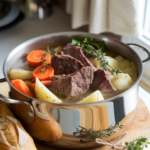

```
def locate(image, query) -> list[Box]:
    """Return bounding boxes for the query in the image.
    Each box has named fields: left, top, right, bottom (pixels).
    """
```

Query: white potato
left=119, top=59, right=131, bottom=69
left=130, top=62, right=137, bottom=72
left=35, top=78, right=62, bottom=103
left=110, top=74, right=115, bottom=80
left=54, top=46, right=63, bottom=54
left=121, top=66, right=138, bottom=81
left=9, top=69, right=33, bottom=80
left=88, top=58, right=101, bottom=69
left=111, top=73, right=134, bottom=90
left=115, top=55, right=124, bottom=62
left=121, top=67, right=135, bottom=76
left=77, top=90, right=104, bottom=104
left=105, top=56, right=119, bottom=68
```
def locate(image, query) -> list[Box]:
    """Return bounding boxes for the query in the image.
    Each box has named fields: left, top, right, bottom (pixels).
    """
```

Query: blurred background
left=0, top=0, right=150, bottom=92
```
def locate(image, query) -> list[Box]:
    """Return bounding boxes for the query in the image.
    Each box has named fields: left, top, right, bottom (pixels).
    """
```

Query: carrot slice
left=11, top=79, right=33, bottom=97
left=31, top=80, right=51, bottom=89
left=33, top=65, right=54, bottom=81
left=27, top=50, right=51, bottom=66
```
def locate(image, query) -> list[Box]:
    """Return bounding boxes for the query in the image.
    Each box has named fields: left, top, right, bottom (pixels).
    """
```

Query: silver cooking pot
left=0, top=32, right=150, bottom=149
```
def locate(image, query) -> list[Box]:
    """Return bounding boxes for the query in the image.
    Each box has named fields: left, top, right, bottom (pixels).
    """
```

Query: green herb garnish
left=122, top=136, right=150, bottom=150
left=72, top=37, right=122, bottom=75
left=39, top=47, right=51, bottom=73
left=73, top=123, right=124, bottom=139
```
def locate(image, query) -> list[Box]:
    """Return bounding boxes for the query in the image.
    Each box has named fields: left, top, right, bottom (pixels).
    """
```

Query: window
left=121, top=0, right=150, bottom=92
left=143, top=0, right=150, bottom=40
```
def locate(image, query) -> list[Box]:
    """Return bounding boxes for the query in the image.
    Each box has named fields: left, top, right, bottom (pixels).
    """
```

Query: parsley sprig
left=72, top=37, right=122, bottom=75
left=73, top=123, right=124, bottom=139
left=122, top=136, right=150, bottom=150
left=39, top=47, right=51, bottom=73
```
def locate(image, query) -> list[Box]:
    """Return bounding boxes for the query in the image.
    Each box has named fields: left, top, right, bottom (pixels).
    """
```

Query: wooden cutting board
left=1, top=82, right=150, bottom=150
left=34, top=98, right=150, bottom=150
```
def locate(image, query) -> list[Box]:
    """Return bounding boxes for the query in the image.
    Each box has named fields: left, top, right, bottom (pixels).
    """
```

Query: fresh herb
left=118, top=122, right=124, bottom=129
left=39, top=47, right=51, bottom=73
left=122, top=136, right=150, bottom=150
left=72, top=37, right=122, bottom=75
left=73, top=123, right=124, bottom=139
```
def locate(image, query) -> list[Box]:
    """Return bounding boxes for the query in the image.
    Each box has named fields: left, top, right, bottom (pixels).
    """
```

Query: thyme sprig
left=73, top=123, right=124, bottom=139
left=122, top=136, right=150, bottom=150
left=39, top=47, right=51, bottom=73
left=72, top=37, right=122, bottom=75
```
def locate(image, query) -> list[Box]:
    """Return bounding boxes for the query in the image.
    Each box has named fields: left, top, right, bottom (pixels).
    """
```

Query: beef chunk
left=62, top=45, right=96, bottom=71
left=51, top=54, right=84, bottom=75
left=91, top=69, right=116, bottom=93
left=49, top=66, right=94, bottom=97
left=64, top=43, right=72, bottom=48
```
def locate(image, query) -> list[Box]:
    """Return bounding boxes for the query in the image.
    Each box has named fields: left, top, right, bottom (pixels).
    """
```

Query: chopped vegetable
left=88, top=58, right=101, bottom=69
left=105, top=56, right=119, bottom=68
left=31, top=80, right=51, bottom=98
left=114, top=55, right=124, bottom=62
left=33, top=65, right=54, bottom=81
left=119, top=59, right=131, bottom=69
left=11, top=79, right=33, bottom=97
left=27, top=50, right=51, bottom=66
left=77, top=90, right=104, bottom=104
left=53, top=46, right=63, bottom=54
left=130, top=62, right=137, bottom=72
left=31, top=80, right=51, bottom=89
left=35, top=78, right=62, bottom=103
left=9, top=69, right=33, bottom=80
left=111, top=73, right=134, bottom=90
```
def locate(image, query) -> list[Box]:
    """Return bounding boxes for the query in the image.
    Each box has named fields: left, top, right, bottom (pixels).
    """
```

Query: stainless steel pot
left=0, top=32, right=150, bottom=149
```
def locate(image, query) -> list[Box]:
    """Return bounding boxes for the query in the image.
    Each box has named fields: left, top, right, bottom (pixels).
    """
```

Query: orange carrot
left=31, top=80, right=51, bottom=89
left=11, top=79, right=33, bottom=97
left=33, top=65, right=54, bottom=81
left=27, top=50, right=51, bottom=66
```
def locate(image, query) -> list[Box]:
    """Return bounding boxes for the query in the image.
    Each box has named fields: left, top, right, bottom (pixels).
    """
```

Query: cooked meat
left=51, top=54, right=84, bottom=75
left=62, top=45, right=96, bottom=71
left=64, top=43, right=72, bottom=48
left=91, top=69, right=116, bottom=93
left=49, top=66, right=94, bottom=97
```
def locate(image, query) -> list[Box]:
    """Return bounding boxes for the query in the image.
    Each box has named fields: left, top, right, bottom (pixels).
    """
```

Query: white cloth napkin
left=66, top=0, right=142, bottom=36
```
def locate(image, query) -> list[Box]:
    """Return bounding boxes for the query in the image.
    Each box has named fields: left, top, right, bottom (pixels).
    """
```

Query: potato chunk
left=105, top=56, right=119, bottom=68
left=130, top=62, right=137, bottom=72
left=88, top=58, right=100, bottom=69
left=119, top=60, right=131, bottom=69
left=53, top=46, right=63, bottom=54
left=77, top=90, right=104, bottom=104
left=89, top=56, right=119, bottom=69
left=111, top=73, right=134, bottom=90
left=114, top=55, right=124, bottom=62
left=35, top=78, right=62, bottom=103
left=121, top=67, right=135, bottom=77
left=9, top=69, right=32, bottom=80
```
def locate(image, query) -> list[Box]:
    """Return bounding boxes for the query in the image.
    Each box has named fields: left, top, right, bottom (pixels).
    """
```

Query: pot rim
left=3, top=31, right=143, bottom=106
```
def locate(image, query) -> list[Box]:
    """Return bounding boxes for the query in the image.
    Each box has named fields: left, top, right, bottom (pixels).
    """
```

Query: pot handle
left=126, top=43, right=150, bottom=64
left=0, top=78, right=34, bottom=124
